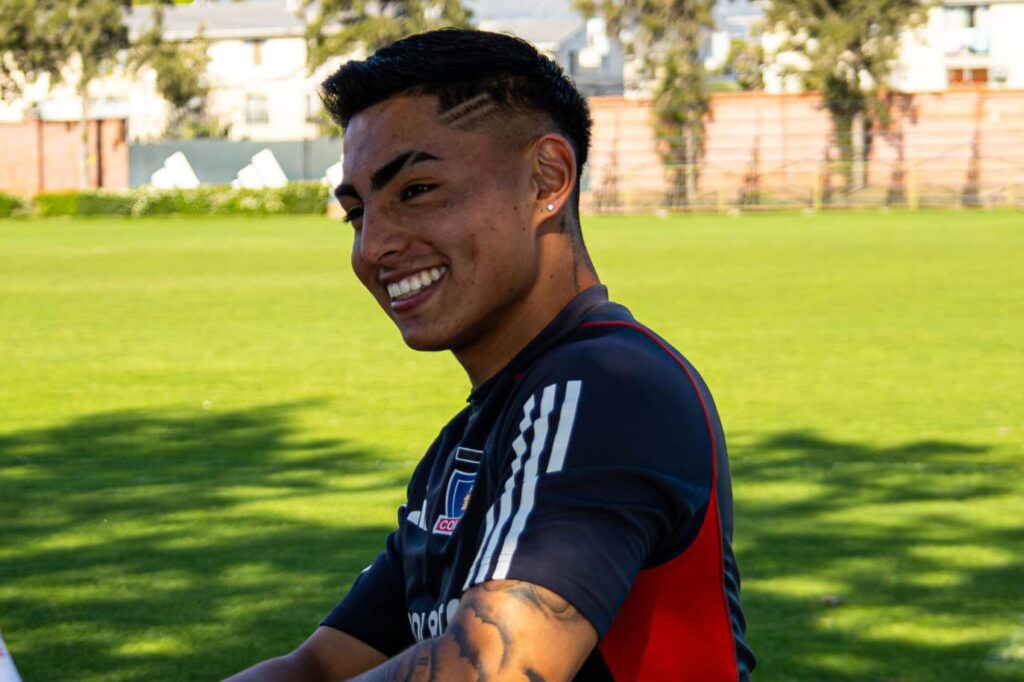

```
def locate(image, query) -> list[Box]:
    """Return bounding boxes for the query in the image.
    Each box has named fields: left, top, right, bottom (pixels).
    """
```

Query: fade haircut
left=320, top=29, right=592, bottom=203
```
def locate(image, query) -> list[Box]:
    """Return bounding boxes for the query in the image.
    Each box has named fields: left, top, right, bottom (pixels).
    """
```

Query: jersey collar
left=468, top=284, right=611, bottom=405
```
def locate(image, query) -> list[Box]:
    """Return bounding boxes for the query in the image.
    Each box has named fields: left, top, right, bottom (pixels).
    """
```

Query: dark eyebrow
left=370, top=150, right=441, bottom=191
left=334, top=183, right=359, bottom=203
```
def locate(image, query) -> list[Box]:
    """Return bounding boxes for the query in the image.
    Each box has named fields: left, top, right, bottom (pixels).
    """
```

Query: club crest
left=433, top=469, right=476, bottom=535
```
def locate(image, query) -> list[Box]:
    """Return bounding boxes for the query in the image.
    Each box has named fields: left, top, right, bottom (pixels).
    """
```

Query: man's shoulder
left=495, top=304, right=718, bottom=481
left=535, top=308, right=693, bottom=384
left=517, top=309, right=711, bottom=419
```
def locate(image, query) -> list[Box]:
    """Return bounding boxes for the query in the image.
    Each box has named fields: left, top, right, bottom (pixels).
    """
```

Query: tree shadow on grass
left=731, top=431, right=1024, bottom=682
left=4, top=417, right=1022, bottom=681
left=0, top=402, right=406, bottom=681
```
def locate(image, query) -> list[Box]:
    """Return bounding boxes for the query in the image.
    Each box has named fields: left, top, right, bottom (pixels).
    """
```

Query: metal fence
left=582, top=91, right=1024, bottom=212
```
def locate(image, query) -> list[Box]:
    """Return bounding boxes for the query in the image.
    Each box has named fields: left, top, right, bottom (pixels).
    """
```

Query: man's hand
left=223, top=626, right=387, bottom=682
left=349, top=580, right=598, bottom=682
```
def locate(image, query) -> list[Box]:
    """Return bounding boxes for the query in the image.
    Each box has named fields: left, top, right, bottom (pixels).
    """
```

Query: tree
left=723, top=37, right=764, bottom=91
left=132, top=7, right=227, bottom=139
left=0, top=0, right=167, bottom=189
left=302, top=0, right=472, bottom=71
left=763, top=0, right=929, bottom=192
left=577, top=0, right=715, bottom=206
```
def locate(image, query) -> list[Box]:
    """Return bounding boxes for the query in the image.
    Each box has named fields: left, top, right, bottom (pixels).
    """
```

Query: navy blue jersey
left=324, top=286, right=755, bottom=680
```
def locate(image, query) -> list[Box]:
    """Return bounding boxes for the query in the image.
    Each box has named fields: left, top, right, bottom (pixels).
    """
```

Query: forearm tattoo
left=371, top=638, right=443, bottom=682
left=365, top=583, right=584, bottom=681
left=479, top=581, right=581, bottom=623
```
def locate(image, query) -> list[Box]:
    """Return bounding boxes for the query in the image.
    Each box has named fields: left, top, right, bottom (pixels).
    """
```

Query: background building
left=468, top=0, right=625, bottom=96
left=759, top=0, right=1024, bottom=93
left=0, top=1, right=335, bottom=142
left=892, top=1, right=1024, bottom=91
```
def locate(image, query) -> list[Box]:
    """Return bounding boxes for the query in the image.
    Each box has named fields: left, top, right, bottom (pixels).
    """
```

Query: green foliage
left=302, top=0, right=472, bottom=71
left=764, top=0, right=930, bottom=188
left=80, top=191, right=136, bottom=216
left=278, top=181, right=334, bottom=214
left=721, top=37, right=764, bottom=91
left=131, top=183, right=328, bottom=216
left=579, top=0, right=715, bottom=205
left=147, top=35, right=207, bottom=110
left=25, top=183, right=330, bottom=217
left=34, top=191, right=80, bottom=217
left=131, top=6, right=229, bottom=139
left=35, top=190, right=134, bottom=217
left=172, top=113, right=232, bottom=140
left=0, top=0, right=125, bottom=97
left=1, top=212, right=1023, bottom=680
left=0, top=192, right=25, bottom=217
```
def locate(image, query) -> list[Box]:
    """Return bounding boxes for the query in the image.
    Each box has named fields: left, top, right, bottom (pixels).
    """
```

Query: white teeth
left=386, top=266, right=447, bottom=301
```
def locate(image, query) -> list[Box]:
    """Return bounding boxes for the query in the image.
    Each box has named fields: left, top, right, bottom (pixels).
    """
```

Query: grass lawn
left=1, top=210, right=1022, bottom=681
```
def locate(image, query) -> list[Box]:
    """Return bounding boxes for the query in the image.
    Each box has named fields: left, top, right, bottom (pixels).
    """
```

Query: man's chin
left=398, top=327, right=453, bottom=352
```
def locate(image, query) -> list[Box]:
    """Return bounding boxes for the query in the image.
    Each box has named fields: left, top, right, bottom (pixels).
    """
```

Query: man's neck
left=455, top=270, right=599, bottom=388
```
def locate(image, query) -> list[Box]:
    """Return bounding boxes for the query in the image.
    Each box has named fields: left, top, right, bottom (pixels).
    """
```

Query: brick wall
left=0, top=118, right=129, bottom=196
left=585, top=89, right=1024, bottom=208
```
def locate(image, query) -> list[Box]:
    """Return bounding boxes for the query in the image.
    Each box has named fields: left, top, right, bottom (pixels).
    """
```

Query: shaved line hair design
left=438, top=92, right=501, bottom=130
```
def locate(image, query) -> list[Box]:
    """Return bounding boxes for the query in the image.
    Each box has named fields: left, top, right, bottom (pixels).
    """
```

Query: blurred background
left=2, top=0, right=1024, bottom=211
left=1, top=1, right=1022, bottom=681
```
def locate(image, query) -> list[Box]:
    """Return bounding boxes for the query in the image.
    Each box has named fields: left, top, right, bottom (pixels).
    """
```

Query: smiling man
left=226, top=29, right=754, bottom=682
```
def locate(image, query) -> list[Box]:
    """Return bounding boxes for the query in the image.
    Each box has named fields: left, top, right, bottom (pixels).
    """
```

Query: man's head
left=321, top=29, right=597, bottom=385
left=322, top=29, right=591, bottom=213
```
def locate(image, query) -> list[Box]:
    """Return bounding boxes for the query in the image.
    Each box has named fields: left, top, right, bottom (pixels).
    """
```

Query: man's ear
left=530, top=134, right=577, bottom=220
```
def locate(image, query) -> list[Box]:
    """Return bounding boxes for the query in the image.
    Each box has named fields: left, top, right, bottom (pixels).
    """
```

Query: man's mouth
left=386, top=266, right=447, bottom=302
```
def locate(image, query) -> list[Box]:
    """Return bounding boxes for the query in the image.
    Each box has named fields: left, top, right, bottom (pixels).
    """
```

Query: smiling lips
left=386, top=266, right=448, bottom=303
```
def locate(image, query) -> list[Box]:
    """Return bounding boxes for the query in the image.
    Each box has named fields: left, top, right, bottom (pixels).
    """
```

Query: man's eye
left=343, top=207, right=364, bottom=225
left=402, top=183, right=436, bottom=200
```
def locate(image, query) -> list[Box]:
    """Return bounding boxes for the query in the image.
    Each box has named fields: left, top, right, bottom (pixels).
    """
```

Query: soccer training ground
left=2, top=210, right=1022, bottom=681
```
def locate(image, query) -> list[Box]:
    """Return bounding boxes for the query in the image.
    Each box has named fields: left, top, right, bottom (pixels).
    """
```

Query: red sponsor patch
left=433, top=516, right=459, bottom=535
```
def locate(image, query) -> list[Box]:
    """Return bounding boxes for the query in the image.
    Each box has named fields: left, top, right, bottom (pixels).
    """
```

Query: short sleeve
left=321, top=516, right=413, bottom=656
left=461, top=339, right=714, bottom=637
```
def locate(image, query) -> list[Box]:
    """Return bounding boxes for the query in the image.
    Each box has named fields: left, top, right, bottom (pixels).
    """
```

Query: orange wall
left=0, top=118, right=129, bottom=196
left=586, top=89, right=1024, bottom=205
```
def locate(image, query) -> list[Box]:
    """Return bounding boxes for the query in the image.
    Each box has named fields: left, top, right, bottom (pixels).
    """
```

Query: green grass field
left=2, top=211, right=1022, bottom=681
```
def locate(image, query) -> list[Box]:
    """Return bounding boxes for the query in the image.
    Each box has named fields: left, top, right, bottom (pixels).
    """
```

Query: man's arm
left=348, top=580, right=598, bottom=682
left=223, top=626, right=388, bottom=682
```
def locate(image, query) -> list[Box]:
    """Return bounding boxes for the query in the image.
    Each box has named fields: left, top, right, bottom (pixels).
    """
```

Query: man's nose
left=359, top=208, right=407, bottom=265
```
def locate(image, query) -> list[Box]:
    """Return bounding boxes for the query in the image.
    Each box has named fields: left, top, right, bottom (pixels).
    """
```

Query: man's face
left=338, top=95, right=542, bottom=353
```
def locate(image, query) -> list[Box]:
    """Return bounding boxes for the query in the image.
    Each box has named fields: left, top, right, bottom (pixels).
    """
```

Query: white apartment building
left=760, top=0, right=1024, bottom=93
left=893, top=1, right=1024, bottom=90
left=5, top=1, right=1017, bottom=141
left=0, top=0, right=621, bottom=142
left=0, top=1, right=338, bottom=141
left=122, top=0, right=341, bottom=141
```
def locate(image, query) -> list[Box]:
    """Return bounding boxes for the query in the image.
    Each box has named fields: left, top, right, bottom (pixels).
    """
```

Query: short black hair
left=320, top=28, right=592, bottom=180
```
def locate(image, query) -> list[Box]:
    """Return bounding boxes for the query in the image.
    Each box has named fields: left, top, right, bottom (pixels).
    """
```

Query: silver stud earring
left=546, top=203, right=556, bottom=212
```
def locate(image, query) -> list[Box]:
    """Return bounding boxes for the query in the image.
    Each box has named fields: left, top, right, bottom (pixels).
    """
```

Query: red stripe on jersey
left=582, top=320, right=739, bottom=681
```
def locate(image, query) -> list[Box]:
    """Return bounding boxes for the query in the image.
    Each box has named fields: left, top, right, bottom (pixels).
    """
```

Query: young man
left=227, top=29, right=754, bottom=682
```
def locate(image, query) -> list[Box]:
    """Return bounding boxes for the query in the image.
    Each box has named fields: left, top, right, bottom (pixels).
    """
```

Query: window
left=947, top=67, right=989, bottom=87
left=246, top=39, right=264, bottom=65
left=246, top=94, right=269, bottom=124
left=944, top=5, right=990, bottom=55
